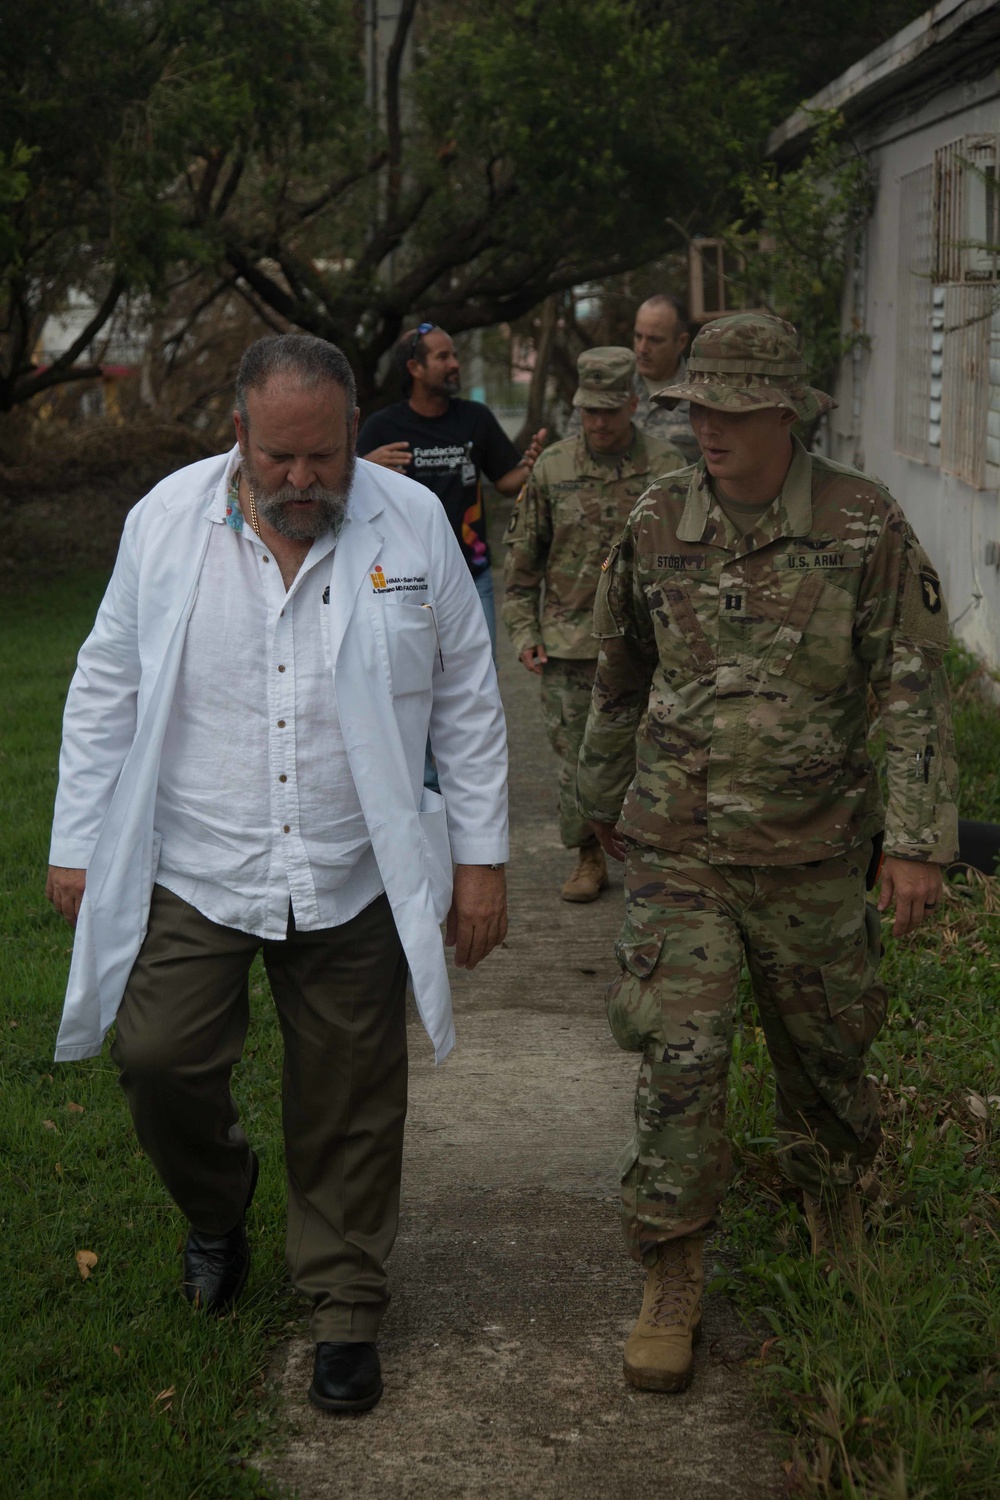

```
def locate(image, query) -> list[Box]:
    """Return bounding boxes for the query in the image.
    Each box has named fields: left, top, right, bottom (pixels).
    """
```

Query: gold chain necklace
left=243, top=474, right=261, bottom=536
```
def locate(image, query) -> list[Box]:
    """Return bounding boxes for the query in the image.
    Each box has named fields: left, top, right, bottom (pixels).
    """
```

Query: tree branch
left=232, top=283, right=290, bottom=336
left=5, top=273, right=126, bottom=406
left=159, top=274, right=240, bottom=371
left=223, top=241, right=304, bottom=327
left=354, top=183, right=434, bottom=280
left=6, top=359, right=106, bottom=410
left=196, top=148, right=225, bottom=215
left=288, top=150, right=389, bottom=222
left=213, top=154, right=245, bottom=219
left=385, top=0, right=418, bottom=210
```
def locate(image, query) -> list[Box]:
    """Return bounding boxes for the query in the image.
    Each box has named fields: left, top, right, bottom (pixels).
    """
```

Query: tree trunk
left=515, top=295, right=558, bottom=448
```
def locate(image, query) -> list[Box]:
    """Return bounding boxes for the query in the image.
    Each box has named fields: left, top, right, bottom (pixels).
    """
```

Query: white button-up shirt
left=154, top=453, right=383, bottom=938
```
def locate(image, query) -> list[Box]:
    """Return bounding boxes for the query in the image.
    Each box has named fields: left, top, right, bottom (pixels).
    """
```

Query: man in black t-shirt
left=358, top=325, right=545, bottom=651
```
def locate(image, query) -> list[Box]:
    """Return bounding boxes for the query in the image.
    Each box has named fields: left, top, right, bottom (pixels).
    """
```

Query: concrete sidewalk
left=263, top=563, right=782, bottom=1499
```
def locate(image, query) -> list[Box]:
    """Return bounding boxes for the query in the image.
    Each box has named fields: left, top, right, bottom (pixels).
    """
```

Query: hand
left=590, top=820, right=627, bottom=863
left=445, top=864, right=508, bottom=969
left=521, top=427, right=547, bottom=473
left=877, top=856, right=944, bottom=938
left=364, top=441, right=411, bottom=472
left=46, top=866, right=87, bottom=928
left=519, top=645, right=548, bottom=675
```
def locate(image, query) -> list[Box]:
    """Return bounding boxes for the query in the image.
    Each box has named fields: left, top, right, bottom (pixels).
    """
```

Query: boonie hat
left=653, top=313, right=835, bottom=424
left=572, top=346, right=636, bottom=409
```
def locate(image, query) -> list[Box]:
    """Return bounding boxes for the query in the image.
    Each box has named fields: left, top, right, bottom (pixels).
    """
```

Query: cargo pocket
left=782, top=579, right=856, bottom=690
left=765, top=572, right=855, bottom=691
left=819, top=902, right=886, bottom=1057
left=606, top=918, right=666, bottom=1053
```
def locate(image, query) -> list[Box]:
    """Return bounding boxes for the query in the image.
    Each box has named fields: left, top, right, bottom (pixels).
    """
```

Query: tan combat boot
left=623, top=1237, right=703, bottom=1392
left=802, top=1187, right=863, bottom=1268
left=560, top=842, right=608, bottom=903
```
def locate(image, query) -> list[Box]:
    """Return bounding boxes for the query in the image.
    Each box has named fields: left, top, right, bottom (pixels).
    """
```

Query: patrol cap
left=654, top=312, right=835, bottom=424
left=572, top=346, right=636, bottom=409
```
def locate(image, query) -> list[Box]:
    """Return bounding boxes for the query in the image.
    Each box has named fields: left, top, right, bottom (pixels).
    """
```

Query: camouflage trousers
left=539, top=657, right=598, bottom=849
left=609, top=842, right=886, bottom=1264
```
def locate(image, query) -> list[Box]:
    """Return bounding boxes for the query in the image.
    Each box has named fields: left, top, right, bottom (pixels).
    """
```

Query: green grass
left=946, top=642, right=1000, bottom=824
left=720, top=646, right=1000, bottom=1498
left=1, top=577, right=293, bottom=1499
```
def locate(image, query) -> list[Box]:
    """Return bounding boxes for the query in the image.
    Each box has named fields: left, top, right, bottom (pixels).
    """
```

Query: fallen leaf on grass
left=42, top=1120, right=58, bottom=1132
left=75, top=1250, right=98, bottom=1280
left=966, top=1093, right=990, bottom=1121
left=151, top=1386, right=175, bottom=1412
left=54, top=1162, right=63, bottom=1178
left=112, top=1346, right=122, bottom=1358
left=66, top=1102, right=84, bottom=1114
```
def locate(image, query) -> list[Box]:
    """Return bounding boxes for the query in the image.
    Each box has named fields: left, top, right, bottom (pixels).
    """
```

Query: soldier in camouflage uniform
left=502, top=347, right=683, bottom=900
left=577, top=313, right=958, bottom=1394
left=567, top=296, right=699, bottom=464
left=632, top=294, right=698, bottom=464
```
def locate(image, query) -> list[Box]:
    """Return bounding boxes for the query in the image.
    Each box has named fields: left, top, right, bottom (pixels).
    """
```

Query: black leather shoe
left=182, top=1150, right=259, bottom=1314
left=308, top=1342, right=383, bottom=1413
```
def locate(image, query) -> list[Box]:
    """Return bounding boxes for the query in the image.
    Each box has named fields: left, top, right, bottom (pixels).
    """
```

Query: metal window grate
left=940, top=284, right=993, bottom=487
left=895, top=166, right=934, bottom=463
left=933, top=135, right=1000, bottom=284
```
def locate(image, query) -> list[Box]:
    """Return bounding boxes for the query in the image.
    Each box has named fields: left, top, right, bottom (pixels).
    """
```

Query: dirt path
left=262, top=564, right=783, bottom=1500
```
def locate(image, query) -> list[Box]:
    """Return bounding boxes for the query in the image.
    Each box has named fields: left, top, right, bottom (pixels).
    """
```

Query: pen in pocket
left=421, top=602, right=444, bottom=670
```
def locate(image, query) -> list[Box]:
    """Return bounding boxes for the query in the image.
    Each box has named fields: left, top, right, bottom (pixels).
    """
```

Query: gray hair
left=235, top=334, right=358, bottom=425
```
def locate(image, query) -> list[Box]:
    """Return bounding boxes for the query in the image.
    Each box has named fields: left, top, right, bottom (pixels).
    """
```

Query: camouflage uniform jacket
left=634, top=363, right=699, bottom=464
left=502, top=428, right=683, bottom=660
left=577, top=438, right=959, bottom=865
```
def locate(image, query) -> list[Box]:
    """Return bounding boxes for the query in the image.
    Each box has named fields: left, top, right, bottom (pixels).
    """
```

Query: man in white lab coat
left=46, top=334, right=509, bottom=1414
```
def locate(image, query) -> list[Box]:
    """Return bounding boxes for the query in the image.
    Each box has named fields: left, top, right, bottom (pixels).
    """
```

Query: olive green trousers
left=608, top=843, right=886, bottom=1264
left=111, top=884, right=409, bottom=1341
left=539, top=656, right=599, bottom=849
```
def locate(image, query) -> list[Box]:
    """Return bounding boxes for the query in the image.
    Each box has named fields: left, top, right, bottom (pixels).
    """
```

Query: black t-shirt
left=357, top=398, right=520, bottom=574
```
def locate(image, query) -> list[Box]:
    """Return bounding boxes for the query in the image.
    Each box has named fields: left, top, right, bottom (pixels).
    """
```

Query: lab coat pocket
left=418, top=786, right=453, bottom=922
left=385, top=603, right=438, bottom=698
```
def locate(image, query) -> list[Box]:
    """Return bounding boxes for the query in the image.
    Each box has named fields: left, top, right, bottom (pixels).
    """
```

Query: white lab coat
left=49, top=450, right=508, bottom=1064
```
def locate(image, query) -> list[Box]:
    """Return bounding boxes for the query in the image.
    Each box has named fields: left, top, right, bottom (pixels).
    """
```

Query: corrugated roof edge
left=767, top=0, right=998, bottom=157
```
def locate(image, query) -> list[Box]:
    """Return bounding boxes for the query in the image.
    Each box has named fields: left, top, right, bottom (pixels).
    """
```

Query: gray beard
left=424, top=374, right=460, bottom=399
left=243, top=450, right=355, bottom=541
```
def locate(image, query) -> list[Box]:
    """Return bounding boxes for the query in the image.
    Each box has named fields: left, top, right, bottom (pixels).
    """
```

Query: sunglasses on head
left=409, top=321, right=435, bottom=357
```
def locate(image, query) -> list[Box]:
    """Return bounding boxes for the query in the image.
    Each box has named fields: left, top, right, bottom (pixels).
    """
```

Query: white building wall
left=828, top=74, right=1000, bottom=670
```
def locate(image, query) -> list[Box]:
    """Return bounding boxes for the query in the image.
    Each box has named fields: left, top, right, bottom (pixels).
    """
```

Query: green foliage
left=0, top=0, right=945, bottom=414
left=0, top=138, right=34, bottom=276
left=675, top=0, right=931, bottom=124
left=0, top=0, right=359, bottom=409
left=945, top=642, right=1000, bottom=824
left=727, top=110, right=874, bottom=392
left=0, top=576, right=293, bottom=1497
left=194, top=0, right=775, bottom=400
left=411, top=1, right=754, bottom=254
